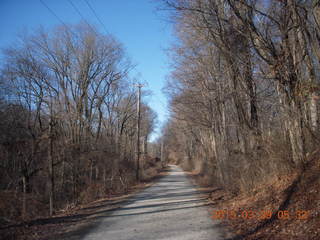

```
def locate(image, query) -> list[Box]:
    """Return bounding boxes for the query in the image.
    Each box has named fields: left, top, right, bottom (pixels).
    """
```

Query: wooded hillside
left=0, top=23, right=158, bottom=222
left=161, top=0, right=320, bottom=193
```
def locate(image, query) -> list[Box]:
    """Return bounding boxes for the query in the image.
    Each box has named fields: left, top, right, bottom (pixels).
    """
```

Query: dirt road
left=64, top=165, right=225, bottom=240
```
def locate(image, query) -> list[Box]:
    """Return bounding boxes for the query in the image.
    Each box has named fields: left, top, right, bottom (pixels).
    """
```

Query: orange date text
left=211, top=209, right=310, bottom=220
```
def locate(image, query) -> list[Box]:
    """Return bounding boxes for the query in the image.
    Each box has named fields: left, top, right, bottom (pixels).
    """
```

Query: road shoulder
left=0, top=168, right=170, bottom=240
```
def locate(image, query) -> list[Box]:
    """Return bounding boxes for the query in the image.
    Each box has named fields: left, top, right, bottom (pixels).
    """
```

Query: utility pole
left=135, top=83, right=143, bottom=181
left=160, top=137, right=164, bottom=166
left=48, top=105, right=54, bottom=216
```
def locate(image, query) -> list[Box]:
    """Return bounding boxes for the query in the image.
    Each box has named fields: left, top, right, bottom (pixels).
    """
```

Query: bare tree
left=161, top=0, right=319, bottom=193
left=0, top=23, right=157, bottom=219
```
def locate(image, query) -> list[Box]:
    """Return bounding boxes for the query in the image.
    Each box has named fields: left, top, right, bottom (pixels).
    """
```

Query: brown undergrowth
left=0, top=164, right=168, bottom=240
left=185, top=150, right=320, bottom=240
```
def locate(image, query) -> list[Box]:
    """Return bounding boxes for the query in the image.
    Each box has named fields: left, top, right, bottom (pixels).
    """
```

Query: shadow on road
left=2, top=166, right=221, bottom=240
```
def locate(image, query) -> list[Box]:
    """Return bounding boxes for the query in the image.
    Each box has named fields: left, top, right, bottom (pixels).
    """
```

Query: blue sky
left=0, top=0, right=173, bottom=141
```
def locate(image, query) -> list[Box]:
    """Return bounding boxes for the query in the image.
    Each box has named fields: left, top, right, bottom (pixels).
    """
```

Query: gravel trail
left=67, top=165, right=225, bottom=240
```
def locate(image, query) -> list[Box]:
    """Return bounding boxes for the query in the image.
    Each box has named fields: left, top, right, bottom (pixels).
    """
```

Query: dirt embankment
left=187, top=150, right=320, bottom=240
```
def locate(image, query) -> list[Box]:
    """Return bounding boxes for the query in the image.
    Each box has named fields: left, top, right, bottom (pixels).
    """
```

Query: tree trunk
left=310, top=94, right=318, bottom=131
left=287, top=101, right=305, bottom=165
left=22, top=175, right=27, bottom=219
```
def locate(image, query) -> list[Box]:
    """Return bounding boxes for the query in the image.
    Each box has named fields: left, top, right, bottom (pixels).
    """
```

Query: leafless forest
left=0, top=0, right=320, bottom=237
left=0, top=24, right=159, bottom=222
left=161, top=0, right=319, bottom=192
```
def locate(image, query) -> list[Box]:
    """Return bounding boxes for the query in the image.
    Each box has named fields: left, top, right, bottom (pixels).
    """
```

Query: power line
left=38, top=0, right=82, bottom=68
left=83, top=0, right=109, bottom=34
left=67, top=0, right=96, bottom=33
left=39, top=0, right=68, bottom=28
